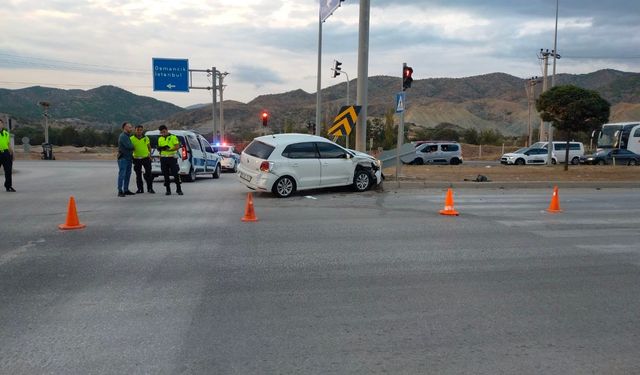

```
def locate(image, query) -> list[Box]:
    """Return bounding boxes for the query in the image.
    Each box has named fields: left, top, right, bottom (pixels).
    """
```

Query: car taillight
left=181, top=145, right=187, bottom=160
left=260, top=161, right=271, bottom=172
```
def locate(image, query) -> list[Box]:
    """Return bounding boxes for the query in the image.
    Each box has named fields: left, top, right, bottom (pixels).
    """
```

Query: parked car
left=501, top=147, right=558, bottom=165
left=401, top=141, right=463, bottom=165
left=530, top=141, right=585, bottom=165
left=237, top=133, right=383, bottom=198
left=146, top=130, right=221, bottom=182
left=213, top=144, right=240, bottom=173
left=580, top=149, right=640, bottom=165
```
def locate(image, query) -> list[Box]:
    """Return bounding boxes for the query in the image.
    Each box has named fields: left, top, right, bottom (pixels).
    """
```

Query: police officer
left=157, top=125, right=183, bottom=196
left=0, top=119, right=16, bottom=192
left=130, top=125, right=155, bottom=194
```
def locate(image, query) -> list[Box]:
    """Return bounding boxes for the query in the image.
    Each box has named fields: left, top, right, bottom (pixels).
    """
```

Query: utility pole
left=548, top=0, right=561, bottom=165
left=355, top=0, right=370, bottom=152
left=525, top=77, right=541, bottom=146
left=217, top=71, right=229, bottom=144
left=538, top=49, right=551, bottom=142
left=211, top=67, right=218, bottom=143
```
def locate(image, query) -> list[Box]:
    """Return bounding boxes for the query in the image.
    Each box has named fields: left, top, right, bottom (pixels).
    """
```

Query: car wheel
left=450, top=158, right=460, bottom=165
left=571, top=156, right=580, bottom=165
left=273, top=176, right=296, bottom=198
left=628, top=159, right=637, bottom=166
left=184, top=168, right=196, bottom=182
left=597, top=159, right=605, bottom=165
left=213, top=164, right=221, bottom=179
left=353, top=169, right=371, bottom=192
left=414, top=158, right=424, bottom=165
left=515, top=158, right=525, bottom=165
left=551, top=158, right=557, bottom=165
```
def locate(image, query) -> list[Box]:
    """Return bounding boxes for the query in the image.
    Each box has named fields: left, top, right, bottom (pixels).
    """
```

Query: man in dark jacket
left=117, top=122, right=135, bottom=197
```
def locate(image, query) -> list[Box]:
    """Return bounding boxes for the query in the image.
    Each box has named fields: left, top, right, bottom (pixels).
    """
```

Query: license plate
left=239, top=172, right=252, bottom=182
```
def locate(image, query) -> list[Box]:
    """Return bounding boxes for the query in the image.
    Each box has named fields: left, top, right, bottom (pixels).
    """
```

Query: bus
left=595, top=122, right=640, bottom=154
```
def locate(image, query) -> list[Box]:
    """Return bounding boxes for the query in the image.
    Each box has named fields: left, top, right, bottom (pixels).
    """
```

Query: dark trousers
left=160, top=157, right=181, bottom=192
left=133, top=157, right=153, bottom=191
left=0, top=151, right=12, bottom=189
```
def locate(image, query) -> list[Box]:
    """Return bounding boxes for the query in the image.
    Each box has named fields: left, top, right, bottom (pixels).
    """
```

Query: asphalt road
left=2, top=160, right=640, bottom=374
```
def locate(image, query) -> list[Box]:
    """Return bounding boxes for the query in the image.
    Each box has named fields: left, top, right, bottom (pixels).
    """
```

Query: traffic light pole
left=395, top=63, right=407, bottom=185
left=315, top=14, right=323, bottom=137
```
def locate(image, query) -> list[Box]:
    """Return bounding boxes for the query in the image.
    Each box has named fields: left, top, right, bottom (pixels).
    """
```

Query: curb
left=380, top=180, right=639, bottom=190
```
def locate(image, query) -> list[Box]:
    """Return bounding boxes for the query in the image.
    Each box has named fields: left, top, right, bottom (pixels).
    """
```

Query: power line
left=561, top=55, right=640, bottom=59
left=0, top=52, right=148, bottom=75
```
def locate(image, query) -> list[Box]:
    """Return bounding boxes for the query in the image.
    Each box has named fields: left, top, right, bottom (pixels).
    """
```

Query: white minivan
left=530, top=141, right=585, bottom=165
left=146, top=130, right=221, bottom=182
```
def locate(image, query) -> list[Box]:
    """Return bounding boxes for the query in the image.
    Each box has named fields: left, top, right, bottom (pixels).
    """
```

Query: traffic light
left=332, top=60, right=342, bottom=78
left=261, top=111, right=269, bottom=127
left=402, top=65, right=413, bottom=91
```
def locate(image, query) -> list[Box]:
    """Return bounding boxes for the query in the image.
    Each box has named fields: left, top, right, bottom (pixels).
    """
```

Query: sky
left=1, top=0, right=639, bottom=108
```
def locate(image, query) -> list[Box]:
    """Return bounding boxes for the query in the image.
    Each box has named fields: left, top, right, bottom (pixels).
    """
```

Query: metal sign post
left=152, top=58, right=224, bottom=143
left=395, top=68, right=407, bottom=186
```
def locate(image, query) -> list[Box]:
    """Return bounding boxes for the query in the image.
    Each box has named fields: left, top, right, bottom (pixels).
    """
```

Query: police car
left=213, top=144, right=240, bottom=173
left=146, top=130, right=221, bottom=182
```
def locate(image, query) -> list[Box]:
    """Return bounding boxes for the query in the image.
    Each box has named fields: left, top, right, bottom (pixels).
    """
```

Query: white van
left=146, top=130, right=221, bottom=182
left=530, top=141, right=585, bottom=165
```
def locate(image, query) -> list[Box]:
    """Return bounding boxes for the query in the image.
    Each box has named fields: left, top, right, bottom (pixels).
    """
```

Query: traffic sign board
left=152, top=58, right=189, bottom=92
left=395, top=92, right=405, bottom=113
left=328, top=106, right=361, bottom=137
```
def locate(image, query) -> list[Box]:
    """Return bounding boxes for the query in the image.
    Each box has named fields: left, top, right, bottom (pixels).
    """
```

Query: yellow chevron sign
left=327, top=106, right=361, bottom=137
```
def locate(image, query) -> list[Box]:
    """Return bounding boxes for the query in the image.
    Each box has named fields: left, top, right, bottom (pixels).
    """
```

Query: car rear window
left=244, top=140, right=275, bottom=160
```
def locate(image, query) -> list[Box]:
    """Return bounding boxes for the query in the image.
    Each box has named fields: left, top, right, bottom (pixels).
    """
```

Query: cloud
left=231, top=64, right=285, bottom=88
left=0, top=0, right=639, bottom=107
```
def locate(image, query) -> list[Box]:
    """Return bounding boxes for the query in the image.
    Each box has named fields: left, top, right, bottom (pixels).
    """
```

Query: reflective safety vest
left=130, top=135, right=150, bottom=158
left=158, top=134, right=180, bottom=157
left=0, top=129, right=10, bottom=151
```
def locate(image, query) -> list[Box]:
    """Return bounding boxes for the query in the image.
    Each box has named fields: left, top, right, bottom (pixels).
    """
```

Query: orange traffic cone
left=546, top=186, right=562, bottom=213
left=241, top=192, right=258, bottom=222
left=439, top=188, right=459, bottom=216
left=58, top=196, right=86, bottom=230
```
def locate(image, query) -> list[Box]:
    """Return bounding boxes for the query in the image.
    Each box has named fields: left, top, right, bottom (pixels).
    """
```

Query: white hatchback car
left=500, top=147, right=558, bottom=165
left=237, top=134, right=383, bottom=198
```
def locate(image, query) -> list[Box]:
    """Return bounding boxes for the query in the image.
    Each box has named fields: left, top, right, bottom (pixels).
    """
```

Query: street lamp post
left=38, top=101, right=50, bottom=144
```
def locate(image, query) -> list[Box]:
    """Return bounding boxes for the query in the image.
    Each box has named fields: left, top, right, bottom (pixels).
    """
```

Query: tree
left=537, top=85, right=610, bottom=170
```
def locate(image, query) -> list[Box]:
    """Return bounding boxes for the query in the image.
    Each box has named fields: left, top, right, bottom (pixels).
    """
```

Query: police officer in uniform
left=0, top=119, right=16, bottom=192
left=130, top=125, right=155, bottom=194
left=157, top=125, right=183, bottom=196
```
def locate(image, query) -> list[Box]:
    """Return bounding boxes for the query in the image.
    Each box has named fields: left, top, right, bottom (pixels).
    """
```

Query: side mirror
left=345, top=152, right=352, bottom=159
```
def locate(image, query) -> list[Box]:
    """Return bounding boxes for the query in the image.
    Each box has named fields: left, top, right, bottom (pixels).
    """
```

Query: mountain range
left=2, top=69, right=639, bottom=137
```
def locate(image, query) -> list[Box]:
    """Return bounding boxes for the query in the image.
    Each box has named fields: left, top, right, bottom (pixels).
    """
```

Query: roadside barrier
left=59, top=196, right=86, bottom=230
left=241, top=192, right=258, bottom=222
left=546, top=186, right=562, bottom=213
left=439, top=188, right=460, bottom=216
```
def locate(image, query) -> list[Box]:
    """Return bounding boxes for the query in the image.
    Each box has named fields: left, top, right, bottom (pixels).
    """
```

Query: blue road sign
left=152, top=58, right=189, bottom=92
left=395, top=92, right=406, bottom=113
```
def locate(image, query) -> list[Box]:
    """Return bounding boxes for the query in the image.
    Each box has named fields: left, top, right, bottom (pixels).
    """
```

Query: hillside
left=0, top=85, right=183, bottom=128
left=2, top=70, right=639, bottom=137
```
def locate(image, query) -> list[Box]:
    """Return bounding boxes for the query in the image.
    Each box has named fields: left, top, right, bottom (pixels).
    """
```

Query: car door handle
left=291, top=163, right=299, bottom=167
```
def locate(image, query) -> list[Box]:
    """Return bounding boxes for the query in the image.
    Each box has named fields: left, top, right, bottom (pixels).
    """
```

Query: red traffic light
left=261, top=111, right=269, bottom=126
left=402, top=66, right=414, bottom=91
